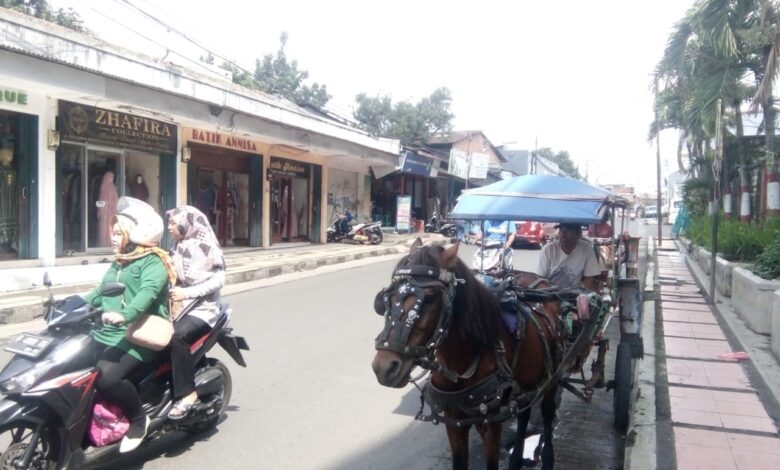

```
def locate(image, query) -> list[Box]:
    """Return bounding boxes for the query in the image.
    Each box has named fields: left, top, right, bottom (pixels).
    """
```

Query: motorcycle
left=472, top=240, right=514, bottom=274
left=326, top=211, right=383, bottom=245
left=424, top=211, right=456, bottom=237
left=0, top=273, right=248, bottom=469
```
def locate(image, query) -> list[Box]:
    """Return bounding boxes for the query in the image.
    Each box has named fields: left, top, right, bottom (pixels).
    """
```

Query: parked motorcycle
left=326, top=211, right=383, bottom=244
left=0, top=274, right=248, bottom=469
left=424, top=211, right=456, bottom=237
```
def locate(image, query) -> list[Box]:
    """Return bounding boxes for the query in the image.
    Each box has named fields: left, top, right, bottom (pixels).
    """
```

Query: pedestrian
left=165, top=206, right=226, bottom=419
left=83, top=197, right=176, bottom=453
left=474, top=219, right=516, bottom=270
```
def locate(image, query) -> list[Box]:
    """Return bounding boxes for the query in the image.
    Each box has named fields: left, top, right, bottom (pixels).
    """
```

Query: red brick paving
left=657, top=252, right=780, bottom=469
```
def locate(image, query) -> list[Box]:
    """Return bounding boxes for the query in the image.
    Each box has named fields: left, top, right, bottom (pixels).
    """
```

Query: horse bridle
left=374, top=264, right=459, bottom=373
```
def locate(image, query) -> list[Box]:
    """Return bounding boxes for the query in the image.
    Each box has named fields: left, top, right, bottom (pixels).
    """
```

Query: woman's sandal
left=168, top=399, right=196, bottom=420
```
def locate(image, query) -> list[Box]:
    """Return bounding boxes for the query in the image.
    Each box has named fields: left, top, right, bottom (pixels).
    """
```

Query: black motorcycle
left=0, top=274, right=248, bottom=469
left=424, top=211, right=456, bottom=237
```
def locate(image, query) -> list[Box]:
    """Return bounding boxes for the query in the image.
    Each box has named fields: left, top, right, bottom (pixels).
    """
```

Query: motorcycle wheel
left=370, top=230, right=383, bottom=245
left=185, top=359, right=233, bottom=435
left=0, top=422, right=65, bottom=470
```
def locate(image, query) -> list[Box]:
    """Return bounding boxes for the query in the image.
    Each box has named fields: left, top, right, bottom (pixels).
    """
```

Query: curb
left=0, top=236, right=447, bottom=336
left=624, top=236, right=657, bottom=470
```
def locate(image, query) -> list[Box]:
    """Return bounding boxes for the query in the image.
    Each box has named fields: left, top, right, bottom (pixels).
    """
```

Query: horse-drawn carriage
left=371, top=175, right=643, bottom=470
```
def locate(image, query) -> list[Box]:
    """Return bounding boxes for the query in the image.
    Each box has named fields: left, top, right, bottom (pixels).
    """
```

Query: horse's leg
left=540, top=389, right=557, bottom=470
left=445, top=424, right=471, bottom=470
left=475, top=422, right=502, bottom=470
left=507, top=408, right=531, bottom=470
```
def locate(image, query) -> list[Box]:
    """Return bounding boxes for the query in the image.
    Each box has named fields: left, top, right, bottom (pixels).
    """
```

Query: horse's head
left=371, top=238, right=461, bottom=388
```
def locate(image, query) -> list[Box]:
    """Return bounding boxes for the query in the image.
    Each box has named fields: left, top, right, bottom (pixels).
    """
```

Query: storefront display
left=56, top=101, right=177, bottom=254
left=0, top=109, right=37, bottom=260
left=270, top=157, right=312, bottom=243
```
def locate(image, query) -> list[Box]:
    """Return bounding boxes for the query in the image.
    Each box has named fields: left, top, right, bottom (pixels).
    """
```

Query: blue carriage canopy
left=449, top=175, right=631, bottom=224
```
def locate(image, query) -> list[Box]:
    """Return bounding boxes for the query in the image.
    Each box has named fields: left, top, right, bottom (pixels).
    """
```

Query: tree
left=253, top=32, right=330, bottom=108
left=353, top=87, right=454, bottom=144
left=217, top=33, right=329, bottom=108
left=532, top=147, right=583, bottom=180
left=654, top=0, right=762, bottom=221
left=0, top=0, right=86, bottom=32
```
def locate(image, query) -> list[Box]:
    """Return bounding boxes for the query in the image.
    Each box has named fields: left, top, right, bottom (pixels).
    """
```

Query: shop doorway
left=194, top=168, right=250, bottom=247
left=270, top=174, right=310, bottom=244
left=0, top=110, right=37, bottom=260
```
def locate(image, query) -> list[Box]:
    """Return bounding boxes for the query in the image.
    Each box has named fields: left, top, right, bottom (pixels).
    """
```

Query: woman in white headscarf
left=84, top=196, right=176, bottom=453
left=165, top=206, right=226, bottom=419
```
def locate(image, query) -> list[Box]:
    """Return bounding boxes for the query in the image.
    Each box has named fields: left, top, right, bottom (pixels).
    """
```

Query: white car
left=644, top=205, right=658, bottom=219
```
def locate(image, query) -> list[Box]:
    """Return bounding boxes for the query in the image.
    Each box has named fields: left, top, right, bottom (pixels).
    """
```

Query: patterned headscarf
left=166, top=206, right=225, bottom=286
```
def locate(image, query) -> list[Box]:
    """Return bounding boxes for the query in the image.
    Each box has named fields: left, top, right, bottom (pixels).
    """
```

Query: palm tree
left=655, top=0, right=761, bottom=221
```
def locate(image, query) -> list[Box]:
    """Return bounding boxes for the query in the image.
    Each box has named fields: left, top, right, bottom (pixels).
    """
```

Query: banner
left=447, top=148, right=469, bottom=179
left=400, top=150, right=435, bottom=177
left=396, top=195, right=412, bottom=232
left=469, top=152, right=489, bottom=179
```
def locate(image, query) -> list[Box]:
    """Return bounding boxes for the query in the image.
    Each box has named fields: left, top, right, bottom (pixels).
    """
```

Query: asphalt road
left=2, top=219, right=667, bottom=469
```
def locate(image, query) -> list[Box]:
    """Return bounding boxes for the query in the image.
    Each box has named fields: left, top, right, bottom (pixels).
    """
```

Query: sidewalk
left=0, top=232, right=445, bottom=326
left=627, top=238, right=780, bottom=469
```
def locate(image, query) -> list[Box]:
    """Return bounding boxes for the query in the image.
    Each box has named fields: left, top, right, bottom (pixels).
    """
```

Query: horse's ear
left=409, top=237, right=423, bottom=255
left=441, top=241, right=460, bottom=269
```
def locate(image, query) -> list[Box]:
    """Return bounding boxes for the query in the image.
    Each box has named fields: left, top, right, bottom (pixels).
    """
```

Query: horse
left=371, top=239, right=564, bottom=470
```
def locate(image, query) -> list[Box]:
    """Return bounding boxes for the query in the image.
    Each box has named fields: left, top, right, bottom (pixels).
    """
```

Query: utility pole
left=655, top=77, right=663, bottom=246
left=709, top=99, right=723, bottom=305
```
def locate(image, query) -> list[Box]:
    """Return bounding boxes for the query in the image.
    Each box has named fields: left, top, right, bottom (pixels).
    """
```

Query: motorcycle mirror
left=43, top=272, right=52, bottom=287
left=100, top=282, right=125, bottom=297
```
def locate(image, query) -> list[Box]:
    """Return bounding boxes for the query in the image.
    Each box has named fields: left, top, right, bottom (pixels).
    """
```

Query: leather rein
left=374, top=264, right=563, bottom=428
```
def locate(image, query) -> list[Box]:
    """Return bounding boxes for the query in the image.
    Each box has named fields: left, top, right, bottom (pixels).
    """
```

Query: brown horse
left=371, top=239, right=563, bottom=470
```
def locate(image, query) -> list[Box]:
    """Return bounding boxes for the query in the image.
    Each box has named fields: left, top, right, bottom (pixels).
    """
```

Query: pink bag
left=89, top=400, right=129, bottom=447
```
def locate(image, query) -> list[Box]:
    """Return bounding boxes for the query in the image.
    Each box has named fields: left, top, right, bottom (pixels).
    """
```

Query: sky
left=48, top=0, right=695, bottom=193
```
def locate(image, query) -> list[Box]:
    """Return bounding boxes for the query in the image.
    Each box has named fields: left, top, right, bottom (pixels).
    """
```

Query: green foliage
left=685, top=215, right=780, bottom=267
left=533, top=147, right=583, bottom=180
left=753, top=238, right=780, bottom=280
left=219, top=32, right=329, bottom=109
left=1, top=0, right=86, bottom=32
left=353, top=88, right=454, bottom=145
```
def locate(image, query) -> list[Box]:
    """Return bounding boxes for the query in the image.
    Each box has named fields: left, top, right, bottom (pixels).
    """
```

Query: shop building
left=0, top=85, right=39, bottom=263
left=56, top=100, right=178, bottom=254
left=0, top=8, right=398, bottom=280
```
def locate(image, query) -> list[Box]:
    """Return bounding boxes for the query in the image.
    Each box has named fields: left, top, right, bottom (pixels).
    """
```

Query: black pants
left=96, top=346, right=146, bottom=423
left=170, top=315, right=211, bottom=400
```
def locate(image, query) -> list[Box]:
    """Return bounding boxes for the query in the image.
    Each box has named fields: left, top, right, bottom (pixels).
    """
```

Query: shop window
left=0, top=113, right=20, bottom=259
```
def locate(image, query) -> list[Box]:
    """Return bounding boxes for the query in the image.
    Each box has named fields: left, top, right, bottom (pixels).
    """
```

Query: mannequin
left=129, top=174, right=149, bottom=202
left=96, top=171, right=119, bottom=247
left=226, top=174, right=238, bottom=246
left=0, top=147, right=18, bottom=249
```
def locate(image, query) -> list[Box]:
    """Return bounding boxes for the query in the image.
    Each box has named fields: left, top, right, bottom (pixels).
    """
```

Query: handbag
left=126, top=313, right=173, bottom=351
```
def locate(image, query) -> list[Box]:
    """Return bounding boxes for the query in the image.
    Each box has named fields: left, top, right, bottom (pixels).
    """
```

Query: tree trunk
left=765, top=96, right=780, bottom=217
left=734, top=101, right=752, bottom=222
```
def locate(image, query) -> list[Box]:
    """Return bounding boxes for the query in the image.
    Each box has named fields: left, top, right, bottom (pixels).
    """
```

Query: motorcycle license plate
left=4, top=333, right=54, bottom=359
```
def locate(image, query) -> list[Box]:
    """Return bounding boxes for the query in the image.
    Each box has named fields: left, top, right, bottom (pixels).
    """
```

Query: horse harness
left=374, top=264, right=563, bottom=428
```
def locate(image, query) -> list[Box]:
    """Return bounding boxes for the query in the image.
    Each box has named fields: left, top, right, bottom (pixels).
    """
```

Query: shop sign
left=270, top=157, right=309, bottom=178
left=59, top=100, right=177, bottom=154
left=184, top=127, right=261, bottom=153
left=396, top=195, right=412, bottom=232
left=400, top=150, right=435, bottom=178
left=0, top=88, right=28, bottom=106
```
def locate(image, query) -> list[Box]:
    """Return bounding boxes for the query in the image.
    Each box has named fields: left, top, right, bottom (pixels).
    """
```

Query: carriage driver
left=535, top=223, right=600, bottom=291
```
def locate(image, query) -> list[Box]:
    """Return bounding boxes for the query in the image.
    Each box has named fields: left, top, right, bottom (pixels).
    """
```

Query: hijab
left=112, top=214, right=177, bottom=284
left=166, top=206, right=225, bottom=286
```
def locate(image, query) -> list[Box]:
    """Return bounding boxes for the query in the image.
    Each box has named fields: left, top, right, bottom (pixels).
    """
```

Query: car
left=513, top=221, right=550, bottom=248
left=644, top=205, right=658, bottom=219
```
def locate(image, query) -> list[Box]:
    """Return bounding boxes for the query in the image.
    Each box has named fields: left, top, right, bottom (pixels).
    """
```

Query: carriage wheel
left=613, top=342, right=632, bottom=432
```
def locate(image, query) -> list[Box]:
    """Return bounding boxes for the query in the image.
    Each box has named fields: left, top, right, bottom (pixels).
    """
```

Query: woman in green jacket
left=84, top=197, right=176, bottom=453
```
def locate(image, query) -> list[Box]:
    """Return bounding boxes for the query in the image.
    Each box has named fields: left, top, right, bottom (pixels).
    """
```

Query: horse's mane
left=396, top=245, right=503, bottom=353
